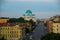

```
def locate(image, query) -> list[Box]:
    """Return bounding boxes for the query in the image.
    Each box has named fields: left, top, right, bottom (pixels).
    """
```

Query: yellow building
left=47, top=15, right=60, bottom=33
left=0, top=25, right=22, bottom=40
left=52, top=23, right=60, bottom=33
left=47, top=20, right=60, bottom=33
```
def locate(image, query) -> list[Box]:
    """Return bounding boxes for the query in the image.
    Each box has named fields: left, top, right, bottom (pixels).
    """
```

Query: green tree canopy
left=29, top=19, right=37, bottom=31
left=18, top=17, right=25, bottom=23
left=8, top=17, right=25, bottom=23
left=8, top=18, right=17, bottom=23
left=41, top=33, right=60, bottom=40
left=0, top=37, right=6, bottom=40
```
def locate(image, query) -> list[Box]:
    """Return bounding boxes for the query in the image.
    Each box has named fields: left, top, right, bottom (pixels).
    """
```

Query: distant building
left=0, top=24, right=22, bottom=40
left=40, top=18, right=49, bottom=23
left=46, top=15, right=60, bottom=33
left=0, top=18, right=9, bottom=23
left=22, top=9, right=36, bottom=22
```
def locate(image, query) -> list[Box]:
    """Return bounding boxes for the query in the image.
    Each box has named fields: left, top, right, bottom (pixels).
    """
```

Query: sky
left=0, top=0, right=60, bottom=19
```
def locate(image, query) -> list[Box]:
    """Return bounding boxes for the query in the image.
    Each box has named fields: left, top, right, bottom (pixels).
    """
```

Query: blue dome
left=26, top=10, right=32, bottom=14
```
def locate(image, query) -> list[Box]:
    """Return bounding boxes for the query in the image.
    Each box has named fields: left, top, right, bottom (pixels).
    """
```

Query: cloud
left=5, top=0, right=57, bottom=2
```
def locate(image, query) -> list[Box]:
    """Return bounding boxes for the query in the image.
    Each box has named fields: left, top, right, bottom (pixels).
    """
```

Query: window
left=0, top=28, right=2, bottom=30
left=27, top=17, right=30, bottom=19
left=57, top=28, right=58, bottom=31
left=57, top=25, right=58, bottom=27
left=10, top=32, right=11, bottom=33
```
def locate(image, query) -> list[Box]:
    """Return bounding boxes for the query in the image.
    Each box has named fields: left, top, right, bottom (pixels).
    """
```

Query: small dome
left=26, top=10, right=32, bottom=14
left=32, top=14, right=35, bottom=16
left=23, top=14, right=25, bottom=16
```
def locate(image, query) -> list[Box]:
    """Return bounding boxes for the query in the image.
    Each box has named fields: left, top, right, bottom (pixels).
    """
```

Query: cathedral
left=22, top=9, right=36, bottom=22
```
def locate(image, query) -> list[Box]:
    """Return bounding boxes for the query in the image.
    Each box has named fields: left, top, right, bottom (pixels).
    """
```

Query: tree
left=18, top=17, right=25, bottom=23
left=25, top=28, right=30, bottom=33
left=29, top=19, right=37, bottom=31
left=8, top=18, right=17, bottom=23
left=8, top=17, right=25, bottom=23
left=0, top=37, right=6, bottom=40
left=25, top=19, right=37, bottom=34
left=41, top=33, right=60, bottom=40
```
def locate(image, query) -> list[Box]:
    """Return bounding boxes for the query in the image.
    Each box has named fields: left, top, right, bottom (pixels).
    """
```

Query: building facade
left=46, top=15, right=60, bottom=33
left=53, top=23, right=60, bottom=33
left=48, top=22, right=60, bottom=33
left=0, top=25, right=22, bottom=40
left=0, top=18, right=9, bottom=23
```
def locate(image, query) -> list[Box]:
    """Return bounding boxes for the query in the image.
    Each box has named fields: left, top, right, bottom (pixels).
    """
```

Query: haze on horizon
left=0, top=0, right=60, bottom=19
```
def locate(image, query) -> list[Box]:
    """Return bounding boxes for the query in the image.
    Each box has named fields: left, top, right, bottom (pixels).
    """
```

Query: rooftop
left=26, top=10, right=32, bottom=15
